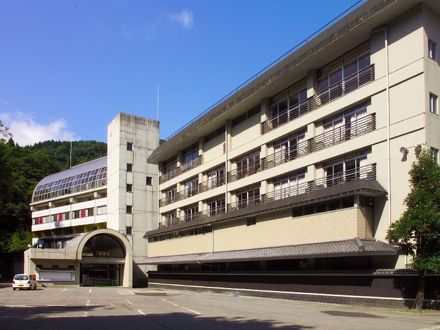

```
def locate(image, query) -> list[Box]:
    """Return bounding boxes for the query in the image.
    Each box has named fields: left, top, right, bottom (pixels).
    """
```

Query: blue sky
left=0, top=0, right=361, bottom=145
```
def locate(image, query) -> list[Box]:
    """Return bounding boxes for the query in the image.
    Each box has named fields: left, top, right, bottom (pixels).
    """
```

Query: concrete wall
left=107, top=113, right=159, bottom=284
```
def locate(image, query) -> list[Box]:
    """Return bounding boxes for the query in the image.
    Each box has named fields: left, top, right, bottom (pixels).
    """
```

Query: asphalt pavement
left=0, top=285, right=439, bottom=329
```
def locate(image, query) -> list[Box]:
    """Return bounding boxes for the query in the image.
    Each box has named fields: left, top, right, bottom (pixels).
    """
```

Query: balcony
left=160, top=175, right=226, bottom=207
left=155, top=163, right=381, bottom=230
left=160, top=155, right=203, bottom=184
left=228, top=113, right=376, bottom=183
left=228, top=162, right=262, bottom=182
left=261, top=64, right=375, bottom=134
left=264, top=113, right=376, bottom=170
left=159, top=206, right=226, bottom=228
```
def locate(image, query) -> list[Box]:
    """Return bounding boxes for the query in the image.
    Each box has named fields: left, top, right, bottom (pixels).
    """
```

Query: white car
left=12, top=274, right=37, bottom=290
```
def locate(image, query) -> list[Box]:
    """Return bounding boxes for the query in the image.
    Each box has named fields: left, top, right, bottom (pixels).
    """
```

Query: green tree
left=9, top=230, right=32, bottom=252
left=387, top=149, right=440, bottom=309
left=0, top=120, right=12, bottom=141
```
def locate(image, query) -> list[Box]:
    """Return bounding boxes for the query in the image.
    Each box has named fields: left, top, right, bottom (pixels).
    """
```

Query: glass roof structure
left=32, top=157, right=107, bottom=203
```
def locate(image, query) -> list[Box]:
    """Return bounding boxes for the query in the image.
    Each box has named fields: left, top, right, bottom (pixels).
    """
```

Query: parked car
left=12, top=274, right=37, bottom=290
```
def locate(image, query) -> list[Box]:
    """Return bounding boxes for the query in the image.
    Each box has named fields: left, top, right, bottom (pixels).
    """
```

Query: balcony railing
left=158, top=163, right=377, bottom=228
left=227, top=114, right=375, bottom=183
left=159, top=206, right=226, bottom=227
left=263, top=113, right=375, bottom=171
left=160, top=175, right=226, bottom=207
left=228, top=162, right=262, bottom=182
left=160, top=155, right=203, bottom=184
left=261, top=64, right=375, bottom=134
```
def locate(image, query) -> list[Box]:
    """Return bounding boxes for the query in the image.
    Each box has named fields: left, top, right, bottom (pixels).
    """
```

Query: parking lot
left=0, top=285, right=439, bottom=329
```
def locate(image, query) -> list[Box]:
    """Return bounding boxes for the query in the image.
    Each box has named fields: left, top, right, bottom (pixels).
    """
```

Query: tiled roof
left=141, top=238, right=396, bottom=265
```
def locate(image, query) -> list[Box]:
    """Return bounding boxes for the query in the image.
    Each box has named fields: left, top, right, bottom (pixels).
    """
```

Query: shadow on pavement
left=0, top=305, right=314, bottom=329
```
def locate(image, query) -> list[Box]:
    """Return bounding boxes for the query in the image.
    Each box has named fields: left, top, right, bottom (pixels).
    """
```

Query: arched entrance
left=77, top=229, right=132, bottom=287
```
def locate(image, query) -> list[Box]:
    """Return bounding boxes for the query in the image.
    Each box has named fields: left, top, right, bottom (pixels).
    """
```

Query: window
left=164, top=211, right=176, bottom=226
left=207, top=197, right=225, bottom=216
left=126, top=226, right=132, bottom=235
left=146, top=176, right=152, bottom=185
left=429, top=39, right=437, bottom=60
left=127, top=163, right=133, bottom=172
left=236, top=187, right=260, bottom=209
left=126, top=205, right=132, bottom=214
left=164, top=187, right=177, bottom=204
left=246, top=217, right=256, bottom=226
left=183, top=177, right=199, bottom=197
left=236, top=150, right=260, bottom=179
left=126, top=184, right=133, bottom=192
left=430, top=93, right=438, bottom=114
left=204, top=126, right=225, bottom=143
left=273, top=132, right=306, bottom=165
left=323, top=104, right=368, bottom=146
left=162, top=157, right=177, bottom=176
left=183, top=204, right=198, bottom=222
left=206, top=167, right=225, bottom=189
left=182, top=144, right=199, bottom=167
left=126, top=142, right=133, bottom=151
left=270, top=86, right=307, bottom=127
left=317, top=42, right=370, bottom=103
left=273, top=172, right=306, bottom=200
left=431, top=148, right=439, bottom=164
left=324, top=153, right=368, bottom=186
left=232, top=105, right=261, bottom=127
left=86, top=208, right=94, bottom=216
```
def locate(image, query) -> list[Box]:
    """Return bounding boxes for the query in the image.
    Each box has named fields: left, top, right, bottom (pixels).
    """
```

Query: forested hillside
left=0, top=126, right=106, bottom=253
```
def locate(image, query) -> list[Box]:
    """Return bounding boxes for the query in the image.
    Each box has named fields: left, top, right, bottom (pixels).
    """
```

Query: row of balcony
left=160, top=113, right=376, bottom=207
left=159, top=163, right=377, bottom=228
left=159, top=155, right=203, bottom=184
left=160, top=174, right=225, bottom=207
left=261, top=64, right=375, bottom=134
left=159, top=64, right=375, bottom=185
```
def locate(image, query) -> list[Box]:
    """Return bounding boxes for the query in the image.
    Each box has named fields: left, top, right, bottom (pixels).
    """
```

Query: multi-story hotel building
left=144, top=0, right=440, bottom=301
left=25, top=114, right=159, bottom=287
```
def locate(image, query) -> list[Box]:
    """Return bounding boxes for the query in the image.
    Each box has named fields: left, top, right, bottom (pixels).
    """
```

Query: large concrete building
left=25, top=113, right=159, bottom=287
left=143, top=0, right=440, bottom=303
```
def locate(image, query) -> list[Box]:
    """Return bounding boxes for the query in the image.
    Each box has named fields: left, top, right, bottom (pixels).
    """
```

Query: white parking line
left=83, top=311, right=88, bottom=317
left=128, top=290, right=135, bottom=295
left=86, top=300, right=90, bottom=306
left=62, top=288, right=67, bottom=292
left=161, top=298, right=201, bottom=315
left=137, top=309, right=146, bottom=315
left=126, top=299, right=133, bottom=305
left=88, top=289, right=92, bottom=293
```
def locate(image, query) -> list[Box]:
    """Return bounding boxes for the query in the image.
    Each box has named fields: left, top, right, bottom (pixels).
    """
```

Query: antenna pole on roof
left=69, top=141, right=73, bottom=168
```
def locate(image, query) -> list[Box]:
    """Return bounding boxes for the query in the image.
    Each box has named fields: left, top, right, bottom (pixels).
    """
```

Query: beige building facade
left=144, top=0, right=440, bottom=284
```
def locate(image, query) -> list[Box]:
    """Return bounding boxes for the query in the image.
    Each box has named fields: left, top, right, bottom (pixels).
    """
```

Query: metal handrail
left=159, top=163, right=377, bottom=228
left=160, top=155, right=203, bottom=184
left=261, top=64, right=374, bottom=134
left=160, top=174, right=226, bottom=207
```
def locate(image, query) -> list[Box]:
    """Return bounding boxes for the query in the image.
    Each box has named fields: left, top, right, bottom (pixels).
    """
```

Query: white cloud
left=0, top=112, right=78, bottom=146
left=170, top=9, right=194, bottom=29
